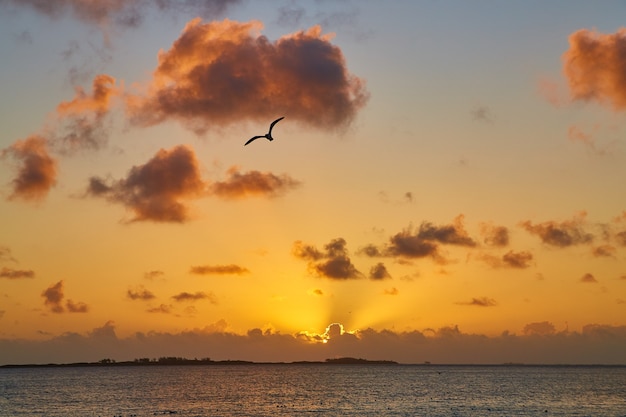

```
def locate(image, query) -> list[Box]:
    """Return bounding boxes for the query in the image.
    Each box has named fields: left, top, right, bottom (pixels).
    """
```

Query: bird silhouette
left=244, top=117, right=284, bottom=146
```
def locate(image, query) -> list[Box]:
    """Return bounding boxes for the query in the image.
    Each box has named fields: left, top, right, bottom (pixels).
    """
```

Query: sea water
left=0, top=365, right=625, bottom=416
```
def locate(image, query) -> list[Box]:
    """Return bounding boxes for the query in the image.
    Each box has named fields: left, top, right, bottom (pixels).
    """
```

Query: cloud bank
left=1, top=321, right=625, bottom=365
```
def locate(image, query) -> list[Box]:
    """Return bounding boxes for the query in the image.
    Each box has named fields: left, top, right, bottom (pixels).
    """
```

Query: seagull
left=244, top=117, right=285, bottom=146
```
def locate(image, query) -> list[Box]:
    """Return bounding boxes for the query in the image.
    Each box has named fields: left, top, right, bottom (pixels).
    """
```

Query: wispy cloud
left=171, top=291, right=217, bottom=304
left=0, top=267, right=35, bottom=279
left=126, top=18, right=368, bottom=133
left=189, top=264, right=249, bottom=276
left=520, top=212, right=593, bottom=247
left=479, top=223, right=509, bottom=247
left=580, top=273, right=598, bottom=284
left=476, top=250, right=533, bottom=269
left=456, top=297, right=497, bottom=307
left=210, top=167, right=301, bottom=199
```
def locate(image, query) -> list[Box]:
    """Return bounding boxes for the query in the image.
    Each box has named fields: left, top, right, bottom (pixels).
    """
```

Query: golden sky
left=0, top=0, right=625, bottom=365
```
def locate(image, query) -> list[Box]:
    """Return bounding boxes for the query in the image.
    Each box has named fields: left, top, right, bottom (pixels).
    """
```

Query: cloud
left=0, top=0, right=241, bottom=31
left=563, top=28, right=626, bottom=111
left=369, top=262, right=391, bottom=280
left=383, top=287, right=398, bottom=296
left=2, top=321, right=626, bottom=365
left=0, top=247, right=17, bottom=263
left=53, top=74, right=118, bottom=153
left=209, top=167, right=301, bottom=199
left=126, top=18, right=368, bottom=133
left=479, top=223, right=509, bottom=247
left=189, top=264, right=249, bottom=275
left=171, top=291, right=217, bottom=303
left=456, top=297, right=497, bottom=307
left=146, top=304, right=172, bottom=314
left=2, top=136, right=57, bottom=202
left=41, top=280, right=89, bottom=313
left=127, top=286, right=156, bottom=301
left=470, top=105, right=494, bottom=123
left=580, top=273, right=598, bottom=283
left=591, top=245, right=616, bottom=258
left=363, top=215, right=476, bottom=263
left=41, top=281, right=65, bottom=313
left=0, top=267, right=35, bottom=279
left=293, top=238, right=363, bottom=280
left=520, top=212, right=593, bottom=247
left=476, top=250, right=533, bottom=269
left=144, top=270, right=164, bottom=280
left=523, top=321, right=556, bottom=336
left=86, top=145, right=206, bottom=223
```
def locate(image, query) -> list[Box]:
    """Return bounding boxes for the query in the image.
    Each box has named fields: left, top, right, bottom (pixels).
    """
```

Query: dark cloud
left=126, top=18, right=368, bottom=133
left=563, top=28, right=626, bottom=111
left=580, top=273, right=597, bottom=283
left=41, top=281, right=65, bottom=313
left=364, top=215, right=476, bottom=263
left=210, top=167, right=301, bottom=199
left=502, top=250, right=533, bottom=269
left=0, top=267, right=35, bottom=279
left=189, top=264, right=249, bottom=275
left=369, top=262, right=391, bottom=280
left=1, top=321, right=626, bottom=365
left=66, top=299, right=89, bottom=313
left=41, top=280, right=89, bottom=313
left=520, top=212, right=593, bottom=247
left=2, top=136, right=57, bottom=202
left=293, top=238, right=363, bottom=280
left=171, top=291, right=217, bottom=304
left=479, top=223, right=509, bottom=247
left=456, top=297, right=497, bottom=307
left=127, top=286, right=156, bottom=301
left=86, top=145, right=206, bottom=223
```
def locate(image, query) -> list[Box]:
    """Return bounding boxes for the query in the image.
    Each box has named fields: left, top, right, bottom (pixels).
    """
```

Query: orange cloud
left=126, top=18, right=368, bottom=133
left=86, top=145, right=206, bottom=223
left=54, top=74, right=118, bottom=153
left=147, top=304, right=172, bottom=314
left=520, top=212, right=593, bottom=247
left=523, top=321, right=556, bottom=336
left=563, top=28, right=626, bottom=110
left=189, top=264, right=250, bottom=275
left=293, top=238, right=363, bottom=280
left=210, top=167, right=301, bottom=199
left=2, top=136, right=57, bottom=201
left=0, top=267, right=35, bottom=279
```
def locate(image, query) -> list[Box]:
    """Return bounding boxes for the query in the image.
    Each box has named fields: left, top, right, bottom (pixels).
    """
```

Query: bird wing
left=244, top=135, right=264, bottom=146
left=268, top=116, right=285, bottom=134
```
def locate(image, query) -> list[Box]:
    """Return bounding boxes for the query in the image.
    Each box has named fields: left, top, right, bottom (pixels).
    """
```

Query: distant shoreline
left=2, top=357, right=624, bottom=369
left=0, top=357, right=399, bottom=368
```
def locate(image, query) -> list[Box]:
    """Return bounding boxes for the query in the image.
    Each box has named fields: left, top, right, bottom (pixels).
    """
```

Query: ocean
left=0, top=364, right=625, bottom=416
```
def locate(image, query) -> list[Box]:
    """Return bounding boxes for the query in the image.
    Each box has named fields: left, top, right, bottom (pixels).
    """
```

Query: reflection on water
left=1, top=365, right=625, bottom=416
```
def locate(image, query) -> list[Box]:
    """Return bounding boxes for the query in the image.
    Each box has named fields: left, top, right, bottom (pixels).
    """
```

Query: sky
left=1, top=0, right=625, bottom=365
